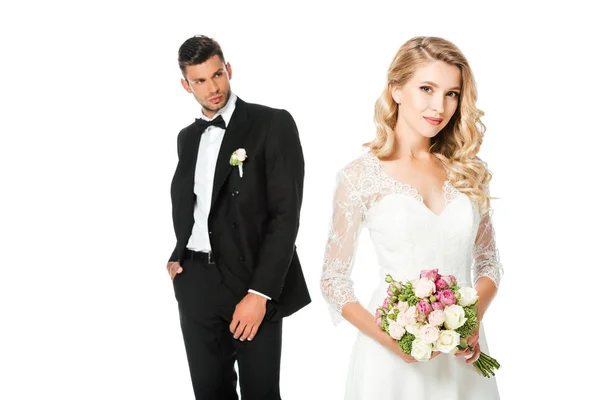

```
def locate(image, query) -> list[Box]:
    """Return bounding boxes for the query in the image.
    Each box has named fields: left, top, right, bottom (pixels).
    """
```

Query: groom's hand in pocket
left=230, top=293, right=267, bottom=342
left=167, top=262, right=183, bottom=280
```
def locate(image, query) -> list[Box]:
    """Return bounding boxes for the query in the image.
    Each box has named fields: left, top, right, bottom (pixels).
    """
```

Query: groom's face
left=181, top=55, right=232, bottom=118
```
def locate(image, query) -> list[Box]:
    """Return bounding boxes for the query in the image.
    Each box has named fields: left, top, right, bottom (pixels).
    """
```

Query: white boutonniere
left=229, top=148, right=247, bottom=177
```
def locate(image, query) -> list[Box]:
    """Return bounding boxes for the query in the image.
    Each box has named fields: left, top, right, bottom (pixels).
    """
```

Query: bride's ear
left=391, top=85, right=402, bottom=105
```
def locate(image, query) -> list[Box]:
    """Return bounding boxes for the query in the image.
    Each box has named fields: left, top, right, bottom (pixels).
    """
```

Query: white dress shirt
left=186, top=93, right=270, bottom=300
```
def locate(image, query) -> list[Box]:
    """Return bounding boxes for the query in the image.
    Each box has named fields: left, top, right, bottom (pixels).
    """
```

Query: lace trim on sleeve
left=472, top=201, right=504, bottom=287
left=320, top=166, right=365, bottom=324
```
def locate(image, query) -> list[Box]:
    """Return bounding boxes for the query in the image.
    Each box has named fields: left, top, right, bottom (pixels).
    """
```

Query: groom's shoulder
left=176, top=120, right=198, bottom=141
left=242, top=99, right=295, bottom=122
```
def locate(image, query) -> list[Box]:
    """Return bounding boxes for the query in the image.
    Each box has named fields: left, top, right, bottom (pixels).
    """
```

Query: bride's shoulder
left=337, top=151, right=378, bottom=182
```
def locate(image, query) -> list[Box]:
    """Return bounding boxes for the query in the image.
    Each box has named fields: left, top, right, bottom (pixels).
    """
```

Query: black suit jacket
left=169, top=97, right=311, bottom=320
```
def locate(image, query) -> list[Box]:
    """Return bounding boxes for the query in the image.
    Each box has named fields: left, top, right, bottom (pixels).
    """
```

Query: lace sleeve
left=472, top=189, right=504, bottom=287
left=320, top=169, right=365, bottom=324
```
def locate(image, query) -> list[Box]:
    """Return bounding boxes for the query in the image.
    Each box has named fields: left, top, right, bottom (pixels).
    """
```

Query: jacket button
left=239, top=256, right=245, bottom=262
left=232, top=190, right=240, bottom=197
left=209, top=231, right=213, bottom=235
left=232, top=222, right=237, bottom=228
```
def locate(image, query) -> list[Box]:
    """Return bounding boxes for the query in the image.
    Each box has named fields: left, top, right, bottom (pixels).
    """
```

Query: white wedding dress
left=321, top=152, right=502, bottom=400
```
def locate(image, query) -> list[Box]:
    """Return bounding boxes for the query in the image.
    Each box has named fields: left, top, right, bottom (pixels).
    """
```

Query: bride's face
left=392, top=61, right=461, bottom=139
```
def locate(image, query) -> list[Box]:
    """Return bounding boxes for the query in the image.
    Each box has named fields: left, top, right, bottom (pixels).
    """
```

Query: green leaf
left=399, top=333, right=415, bottom=354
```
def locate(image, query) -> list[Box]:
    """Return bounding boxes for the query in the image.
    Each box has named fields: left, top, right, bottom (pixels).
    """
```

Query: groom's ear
left=181, top=77, right=192, bottom=93
left=226, top=62, right=232, bottom=80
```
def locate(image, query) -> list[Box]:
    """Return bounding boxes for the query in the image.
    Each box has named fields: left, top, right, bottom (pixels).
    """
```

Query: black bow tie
left=196, top=115, right=226, bottom=130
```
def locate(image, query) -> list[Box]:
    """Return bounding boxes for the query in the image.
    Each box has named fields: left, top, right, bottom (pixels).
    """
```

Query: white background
left=1, top=1, right=598, bottom=399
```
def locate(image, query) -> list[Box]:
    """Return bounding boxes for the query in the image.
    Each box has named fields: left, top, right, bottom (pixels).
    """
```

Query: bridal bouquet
left=376, top=269, right=500, bottom=377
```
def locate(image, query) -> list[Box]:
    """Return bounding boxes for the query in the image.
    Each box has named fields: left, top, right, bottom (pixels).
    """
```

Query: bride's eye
left=447, top=91, right=460, bottom=98
left=420, top=86, right=433, bottom=93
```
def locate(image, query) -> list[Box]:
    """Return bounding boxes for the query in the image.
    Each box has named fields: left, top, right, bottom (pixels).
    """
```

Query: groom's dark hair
left=178, top=35, right=226, bottom=77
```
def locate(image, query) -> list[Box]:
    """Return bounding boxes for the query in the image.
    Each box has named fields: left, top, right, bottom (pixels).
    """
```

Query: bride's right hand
left=341, top=302, right=441, bottom=364
left=384, top=336, right=418, bottom=363
left=384, top=336, right=443, bottom=363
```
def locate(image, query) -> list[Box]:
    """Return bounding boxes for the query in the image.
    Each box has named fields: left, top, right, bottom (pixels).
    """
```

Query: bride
left=320, top=36, right=503, bottom=399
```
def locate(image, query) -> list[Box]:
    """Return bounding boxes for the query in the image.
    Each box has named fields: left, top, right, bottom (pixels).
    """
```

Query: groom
left=167, top=35, right=311, bottom=400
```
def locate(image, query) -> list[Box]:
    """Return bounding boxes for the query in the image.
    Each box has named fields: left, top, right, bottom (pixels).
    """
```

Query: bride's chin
left=417, top=131, right=441, bottom=139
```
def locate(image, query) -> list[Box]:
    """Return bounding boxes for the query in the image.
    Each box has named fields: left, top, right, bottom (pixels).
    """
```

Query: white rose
left=411, top=339, right=433, bottom=362
left=443, top=305, right=467, bottom=330
left=396, top=306, right=417, bottom=327
left=396, top=312, right=409, bottom=327
left=458, top=287, right=479, bottom=307
left=405, top=323, right=420, bottom=336
left=418, top=324, right=440, bottom=345
left=434, top=330, right=461, bottom=354
left=414, top=278, right=436, bottom=298
left=235, top=149, right=247, bottom=161
left=428, top=309, right=446, bottom=327
left=388, top=320, right=406, bottom=340
left=395, top=301, right=409, bottom=313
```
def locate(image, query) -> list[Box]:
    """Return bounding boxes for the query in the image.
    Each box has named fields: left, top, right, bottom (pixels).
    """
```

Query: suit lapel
left=211, top=98, right=252, bottom=209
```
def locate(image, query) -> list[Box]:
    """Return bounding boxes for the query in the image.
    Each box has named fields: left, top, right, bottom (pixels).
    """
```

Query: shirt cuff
left=248, top=289, right=271, bottom=300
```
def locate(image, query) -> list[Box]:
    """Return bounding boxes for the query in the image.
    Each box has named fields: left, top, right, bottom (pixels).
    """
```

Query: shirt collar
left=198, top=92, right=238, bottom=127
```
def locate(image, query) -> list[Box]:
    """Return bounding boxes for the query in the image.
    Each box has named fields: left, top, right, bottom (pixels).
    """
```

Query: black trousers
left=173, top=254, right=282, bottom=400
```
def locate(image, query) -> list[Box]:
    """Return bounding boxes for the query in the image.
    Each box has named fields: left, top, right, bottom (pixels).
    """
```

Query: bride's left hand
left=464, top=343, right=480, bottom=364
left=454, top=323, right=480, bottom=360
left=450, top=342, right=481, bottom=364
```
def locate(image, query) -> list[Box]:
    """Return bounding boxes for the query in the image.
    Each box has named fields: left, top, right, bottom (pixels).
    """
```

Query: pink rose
left=388, top=320, right=406, bottom=340
left=418, top=324, right=440, bottom=344
left=394, top=301, right=410, bottom=313
left=414, top=278, right=436, bottom=298
left=439, top=289, right=456, bottom=306
left=382, top=297, right=391, bottom=309
left=387, top=282, right=401, bottom=296
left=431, top=301, right=444, bottom=311
left=420, top=269, right=439, bottom=281
left=428, top=309, right=446, bottom=326
left=235, top=149, right=247, bottom=162
left=396, top=306, right=417, bottom=327
left=435, top=278, right=448, bottom=291
left=441, top=275, right=457, bottom=287
left=417, top=299, right=433, bottom=315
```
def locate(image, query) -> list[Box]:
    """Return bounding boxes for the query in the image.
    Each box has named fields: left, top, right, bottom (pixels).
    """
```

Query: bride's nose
left=431, top=95, right=445, bottom=115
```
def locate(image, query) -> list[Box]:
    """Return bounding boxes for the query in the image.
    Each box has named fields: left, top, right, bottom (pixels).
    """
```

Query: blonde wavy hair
left=365, top=36, right=494, bottom=214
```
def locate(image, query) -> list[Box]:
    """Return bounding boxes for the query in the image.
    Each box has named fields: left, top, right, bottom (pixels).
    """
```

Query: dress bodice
left=320, top=152, right=503, bottom=323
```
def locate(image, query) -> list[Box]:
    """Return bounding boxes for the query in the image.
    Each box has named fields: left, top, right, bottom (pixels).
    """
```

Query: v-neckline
left=369, top=152, right=452, bottom=217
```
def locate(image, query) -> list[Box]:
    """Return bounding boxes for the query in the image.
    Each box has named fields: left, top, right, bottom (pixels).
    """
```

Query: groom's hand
left=230, top=293, right=267, bottom=342
left=167, top=262, right=183, bottom=280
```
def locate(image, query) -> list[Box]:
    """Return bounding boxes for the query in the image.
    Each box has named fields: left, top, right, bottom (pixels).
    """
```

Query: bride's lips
left=424, top=117, right=443, bottom=125
left=209, top=95, right=223, bottom=104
